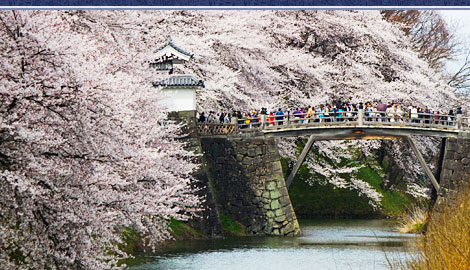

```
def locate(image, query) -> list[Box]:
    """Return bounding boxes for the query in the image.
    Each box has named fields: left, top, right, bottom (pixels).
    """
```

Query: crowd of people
left=196, top=102, right=460, bottom=128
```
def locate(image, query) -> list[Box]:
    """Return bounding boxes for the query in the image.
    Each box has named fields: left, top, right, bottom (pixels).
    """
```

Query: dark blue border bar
left=1, top=0, right=470, bottom=7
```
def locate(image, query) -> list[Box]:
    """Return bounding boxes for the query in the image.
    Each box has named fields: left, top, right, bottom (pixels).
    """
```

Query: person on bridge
left=424, top=106, right=431, bottom=124
left=224, top=113, right=230, bottom=123
left=324, top=105, right=330, bottom=122
left=318, top=105, right=325, bottom=122
left=300, top=108, right=306, bottom=123
left=268, top=112, right=275, bottom=126
left=307, top=106, right=315, bottom=123
left=448, top=110, right=455, bottom=126
left=411, top=106, right=418, bottom=123
left=395, top=105, right=404, bottom=123
left=198, top=112, right=206, bottom=123
left=275, top=108, right=284, bottom=125
left=386, top=104, right=395, bottom=122
left=293, top=108, right=301, bottom=124
left=337, top=106, right=344, bottom=121
left=377, top=103, right=387, bottom=122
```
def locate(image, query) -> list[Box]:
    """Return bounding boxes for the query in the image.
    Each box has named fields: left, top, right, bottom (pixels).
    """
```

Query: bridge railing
left=238, top=111, right=360, bottom=130
left=462, top=116, right=470, bottom=129
left=196, top=109, right=469, bottom=136
left=362, top=110, right=458, bottom=130
left=197, top=123, right=238, bottom=135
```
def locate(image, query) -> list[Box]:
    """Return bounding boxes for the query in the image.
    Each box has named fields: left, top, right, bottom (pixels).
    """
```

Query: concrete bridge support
left=200, top=137, right=302, bottom=236
left=438, top=138, right=470, bottom=200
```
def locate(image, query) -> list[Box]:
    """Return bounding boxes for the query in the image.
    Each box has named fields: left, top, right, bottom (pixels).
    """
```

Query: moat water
left=127, top=219, right=417, bottom=270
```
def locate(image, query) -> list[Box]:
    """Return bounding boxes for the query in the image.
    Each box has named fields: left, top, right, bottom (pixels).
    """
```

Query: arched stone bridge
left=174, top=109, right=470, bottom=237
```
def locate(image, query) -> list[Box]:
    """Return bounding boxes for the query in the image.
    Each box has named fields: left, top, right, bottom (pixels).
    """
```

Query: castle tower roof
left=153, top=35, right=193, bottom=63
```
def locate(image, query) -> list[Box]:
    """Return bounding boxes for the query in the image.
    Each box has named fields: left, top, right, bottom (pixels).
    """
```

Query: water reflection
left=127, top=219, right=417, bottom=270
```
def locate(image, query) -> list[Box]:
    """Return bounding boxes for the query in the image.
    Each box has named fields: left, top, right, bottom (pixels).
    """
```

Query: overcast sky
left=440, top=10, right=470, bottom=73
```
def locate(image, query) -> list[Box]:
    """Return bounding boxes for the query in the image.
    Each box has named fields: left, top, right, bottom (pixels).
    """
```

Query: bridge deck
left=197, top=110, right=470, bottom=139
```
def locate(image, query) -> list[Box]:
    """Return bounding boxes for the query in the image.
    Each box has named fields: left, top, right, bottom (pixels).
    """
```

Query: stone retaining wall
left=201, top=137, right=301, bottom=236
left=439, top=138, right=470, bottom=198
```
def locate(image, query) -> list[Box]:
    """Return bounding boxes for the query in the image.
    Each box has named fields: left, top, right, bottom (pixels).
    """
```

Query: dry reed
left=396, top=206, right=429, bottom=234
left=398, top=186, right=470, bottom=270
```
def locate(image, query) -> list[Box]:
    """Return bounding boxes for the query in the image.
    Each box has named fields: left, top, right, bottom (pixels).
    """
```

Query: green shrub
left=219, top=214, right=246, bottom=236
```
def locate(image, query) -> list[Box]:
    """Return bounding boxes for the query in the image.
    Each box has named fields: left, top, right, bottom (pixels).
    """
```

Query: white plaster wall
left=159, top=88, right=196, bottom=111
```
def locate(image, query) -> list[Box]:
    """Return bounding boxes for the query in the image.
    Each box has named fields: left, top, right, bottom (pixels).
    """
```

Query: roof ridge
left=154, top=35, right=194, bottom=58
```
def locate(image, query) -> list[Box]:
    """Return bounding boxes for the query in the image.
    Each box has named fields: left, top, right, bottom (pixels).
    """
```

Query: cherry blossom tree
left=160, top=10, right=455, bottom=202
left=1, top=10, right=459, bottom=268
left=0, top=11, right=200, bottom=269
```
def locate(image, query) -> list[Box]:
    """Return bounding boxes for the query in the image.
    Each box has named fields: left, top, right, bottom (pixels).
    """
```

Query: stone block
left=279, top=197, right=291, bottom=207
left=275, top=215, right=286, bottom=223
left=235, top=146, right=246, bottom=155
left=270, top=199, right=281, bottom=210
left=267, top=143, right=278, bottom=153
left=270, top=190, right=281, bottom=199
left=248, top=149, right=257, bottom=157
left=266, top=162, right=273, bottom=171
left=445, top=151, right=455, bottom=161
left=251, top=138, right=264, bottom=145
left=462, top=144, right=470, bottom=153
left=281, top=221, right=299, bottom=235
left=264, top=223, right=273, bottom=234
left=261, top=145, right=267, bottom=155
left=266, top=210, right=275, bottom=218
left=267, top=181, right=277, bottom=191
left=453, top=162, right=463, bottom=172
left=262, top=191, right=270, bottom=199
left=253, top=156, right=262, bottom=165
left=286, top=211, right=296, bottom=222
left=447, top=142, right=458, bottom=152
left=280, top=187, right=289, bottom=198
left=274, top=209, right=284, bottom=217
left=272, top=161, right=282, bottom=172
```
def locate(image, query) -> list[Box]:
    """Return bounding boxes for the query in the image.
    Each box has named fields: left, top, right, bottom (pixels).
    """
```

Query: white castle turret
left=152, top=36, right=204, bottom=112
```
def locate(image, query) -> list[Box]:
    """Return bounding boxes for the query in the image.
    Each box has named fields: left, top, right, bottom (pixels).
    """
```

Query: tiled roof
left=154, top=35, right=194, bottom=58
left=149, top=61, right=173, bottom=70
left=153, top=75, right=204, bottom=88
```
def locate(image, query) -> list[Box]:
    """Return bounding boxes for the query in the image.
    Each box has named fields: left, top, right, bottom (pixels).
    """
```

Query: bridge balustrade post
left=358, top=109, right=364, bottom=126
left=260, top=114, right=266, bottom=130
left=287, top=111, right=290, bottom=126
left=457, top=107, right=463, bottom=130
left=232, top=117, right=239, bottom=133
left=457, top=114, right=463, bottom=130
